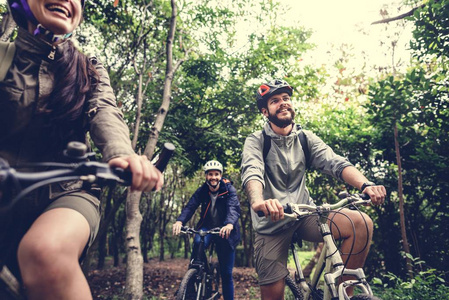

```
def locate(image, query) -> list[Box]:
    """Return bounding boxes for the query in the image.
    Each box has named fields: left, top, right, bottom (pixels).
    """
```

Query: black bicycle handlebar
left=180, top=226, right=222, bottom=236
left=0, top=142, right=175, bottom=211
left=154, top=142, right=176, bottom=172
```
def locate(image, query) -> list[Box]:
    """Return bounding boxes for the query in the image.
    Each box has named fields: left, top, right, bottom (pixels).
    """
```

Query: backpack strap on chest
left=0, top=41, right=16, bottom=81
left=262, top=124, right=311, bottom=169
left=261, top=129, right=271, bottom=163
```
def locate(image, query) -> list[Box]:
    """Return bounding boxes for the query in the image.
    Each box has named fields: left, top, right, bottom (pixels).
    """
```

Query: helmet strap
left=11, top=0, right=38, bottom=24
left=34, top=24, right=73, bottom=43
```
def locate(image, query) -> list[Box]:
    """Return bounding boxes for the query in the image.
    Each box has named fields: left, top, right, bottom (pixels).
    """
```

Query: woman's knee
left=19, top=231, right=77, bottom=265
left=18, top=236, right=74, bottom=288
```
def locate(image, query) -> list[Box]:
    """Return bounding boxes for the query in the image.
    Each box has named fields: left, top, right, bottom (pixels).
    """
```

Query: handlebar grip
left=360, top=193, right=370, bottom=200
left=112, top=167, right=133, bottom=186
left=256, top=205, right=289, bottom=217
left=154, top=143, right=175, bottom=172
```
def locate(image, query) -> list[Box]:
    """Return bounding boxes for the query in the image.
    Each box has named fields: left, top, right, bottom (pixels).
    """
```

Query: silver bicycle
left=265, top=192, right=381, bottom=300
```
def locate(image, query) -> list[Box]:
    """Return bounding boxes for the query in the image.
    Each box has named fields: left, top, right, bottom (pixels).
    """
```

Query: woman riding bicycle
left=172, top=160, right=241, bottom=300
left=0, top=0, right=163, bottom=299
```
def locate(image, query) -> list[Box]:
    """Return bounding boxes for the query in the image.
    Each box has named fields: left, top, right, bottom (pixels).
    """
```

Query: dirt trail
left=88, top=258, right=261, bottom=299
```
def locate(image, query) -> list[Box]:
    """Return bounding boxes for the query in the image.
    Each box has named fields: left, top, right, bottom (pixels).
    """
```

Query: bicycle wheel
left=285, top=275, right=304, bottom=300
left=175, top=268, right=200, bottom=300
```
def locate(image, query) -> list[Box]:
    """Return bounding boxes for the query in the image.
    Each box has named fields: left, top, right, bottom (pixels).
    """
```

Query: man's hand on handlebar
left=220, top=224, right=234, bottom=239
left=109, top=154, right=163, bottom=192
left=252, top=199, right=284, bottom=222
left=362, top=185, right=386, bottom=206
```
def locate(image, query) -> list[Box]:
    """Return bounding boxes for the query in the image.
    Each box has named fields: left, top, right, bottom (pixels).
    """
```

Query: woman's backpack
left=0, top=41, right=16, bottom=81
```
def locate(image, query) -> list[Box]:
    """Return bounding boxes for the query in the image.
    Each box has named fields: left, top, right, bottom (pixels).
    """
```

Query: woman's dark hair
left=40, top=40, right=99, bottom=144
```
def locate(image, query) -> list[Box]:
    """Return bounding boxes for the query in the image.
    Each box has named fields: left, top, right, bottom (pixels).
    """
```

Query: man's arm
left=224, top=184, right=241, bottom=226
left=341, top=166, right=386, bottom=205
left=245, top=180, right=284, bottom=221
left=172, top=188, right=202, bottom=235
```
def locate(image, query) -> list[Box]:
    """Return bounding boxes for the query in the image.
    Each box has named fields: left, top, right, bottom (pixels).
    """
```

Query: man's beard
left=267, top=107, right=296, bottom=128
left=207, top=180, right=220, bottom=189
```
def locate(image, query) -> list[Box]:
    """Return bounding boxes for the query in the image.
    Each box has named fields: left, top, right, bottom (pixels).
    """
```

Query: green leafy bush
left=372, top=255, right=449, bottom=299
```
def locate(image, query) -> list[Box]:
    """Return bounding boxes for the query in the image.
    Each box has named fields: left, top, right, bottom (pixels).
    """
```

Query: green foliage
left=372, top=255, right=449, bottom=299
left=72, top=0, right=449, bottom=286
left=366, top=58, right=449, bottom=279
left=409, top=0, right=449, bottom=60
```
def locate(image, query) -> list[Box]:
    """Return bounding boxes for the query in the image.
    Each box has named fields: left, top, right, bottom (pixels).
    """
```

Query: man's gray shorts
left=254, top=215, right=324, bottom=286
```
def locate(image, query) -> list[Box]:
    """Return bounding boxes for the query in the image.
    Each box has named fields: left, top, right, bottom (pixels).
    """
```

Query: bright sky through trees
left=278, top=0, right=413, bottom=71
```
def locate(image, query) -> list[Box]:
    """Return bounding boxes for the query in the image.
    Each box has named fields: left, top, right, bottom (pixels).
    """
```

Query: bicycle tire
left=175, top=268, right=200, bottom=300
left=285, top=275, right=304, bottom=300
left=351, top=294, right=381, bottom=300
left=311, top=287, right=324, bottom=300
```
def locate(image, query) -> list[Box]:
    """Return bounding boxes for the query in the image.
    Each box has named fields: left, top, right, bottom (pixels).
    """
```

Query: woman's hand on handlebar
left=252, top=198, right=284, bottom=222
left=108, top=154, right=163, bottom=192
left=172, top=221, right=183, bottom=236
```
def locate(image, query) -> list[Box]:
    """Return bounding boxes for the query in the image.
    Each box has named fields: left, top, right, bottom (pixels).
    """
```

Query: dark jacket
left=0, top=29, right=134, bottom=199
left=0, top=28, right=134, bottom=167
left=177, top=178, right=241, bottom=249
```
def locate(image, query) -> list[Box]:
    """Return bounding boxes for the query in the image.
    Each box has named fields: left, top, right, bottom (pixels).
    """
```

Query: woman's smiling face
left=27, top=0, right=83, bottom=35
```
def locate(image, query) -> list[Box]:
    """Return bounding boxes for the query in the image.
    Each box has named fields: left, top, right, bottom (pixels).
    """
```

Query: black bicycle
left=0, top=141, right=175, bottom=299
left=175, top=226, right=221, bottom=300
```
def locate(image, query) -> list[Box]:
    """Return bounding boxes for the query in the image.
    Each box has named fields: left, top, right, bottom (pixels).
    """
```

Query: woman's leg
left=17, top=207, right=92, bottom=300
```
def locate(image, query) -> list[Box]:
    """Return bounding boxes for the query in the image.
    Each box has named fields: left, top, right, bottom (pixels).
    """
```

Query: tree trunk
left=112, top=219, right=120, bottom=267
left=394, top=122, right=413, bottom=277
left=124, top=190, right=144, bottom=300
left=124, top=1, right=186, bottom=298
left=240, top=204, right=252, bottom=267
left=97, top=189, right=114, bottom=270
left=131, top=69, right=144, bottom=149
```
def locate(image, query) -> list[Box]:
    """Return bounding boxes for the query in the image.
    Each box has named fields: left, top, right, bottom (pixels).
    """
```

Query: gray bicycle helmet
left=256, top=79, right=293, bottom=112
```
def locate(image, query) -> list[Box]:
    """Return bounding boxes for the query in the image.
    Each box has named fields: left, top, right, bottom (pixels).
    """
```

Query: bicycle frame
left=177, top=227, right=220, bottom=300
left=189, top=231, right=214, bottom=298
left=287, top=195, right=375, bottom=300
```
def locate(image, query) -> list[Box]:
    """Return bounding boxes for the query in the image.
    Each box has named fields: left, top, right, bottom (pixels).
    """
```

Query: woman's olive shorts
left=44, top=191, right=101, bottom=250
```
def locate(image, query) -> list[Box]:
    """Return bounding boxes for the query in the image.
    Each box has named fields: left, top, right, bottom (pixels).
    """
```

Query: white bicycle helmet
left=203, top=160, right=223, bottom=174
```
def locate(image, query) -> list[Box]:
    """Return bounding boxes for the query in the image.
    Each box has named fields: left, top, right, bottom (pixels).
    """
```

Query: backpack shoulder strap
left=298, top=130, right=310, bottom=169
left=0, top=41, right=16, bottom=81
left=262, top=129, right=271, bottom=163
left=262, top=126, right=311, bottom=169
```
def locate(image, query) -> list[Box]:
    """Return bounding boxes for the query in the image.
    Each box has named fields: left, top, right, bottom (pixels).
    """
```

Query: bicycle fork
left=290, top=243, right=312, bottom=297
left=318, top=223, right=373, bottom=300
